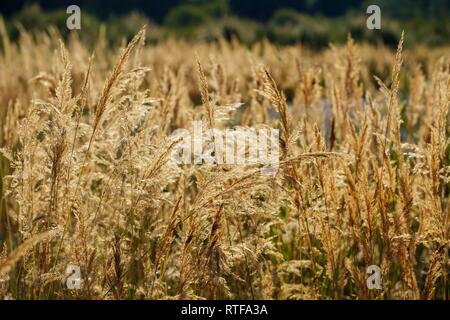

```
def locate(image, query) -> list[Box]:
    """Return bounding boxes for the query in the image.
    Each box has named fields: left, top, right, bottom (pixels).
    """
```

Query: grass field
left=0, top=23, right=449, bottom=299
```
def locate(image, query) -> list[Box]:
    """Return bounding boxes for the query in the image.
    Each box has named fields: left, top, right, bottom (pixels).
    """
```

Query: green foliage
left=106, top=12, right=162, bottom=44
left=270, top=8, right=301, bottom=27
left=2, top=1, right=450, bottom=48
left=268, top=12, right=332, bottom=47
left=163, top=0, right=229, bottom=34
left=164, top=4, right=210, bottom=29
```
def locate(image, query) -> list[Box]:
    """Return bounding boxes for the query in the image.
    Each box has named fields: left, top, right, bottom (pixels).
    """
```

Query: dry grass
left=0, top=23, right=449, bottom=300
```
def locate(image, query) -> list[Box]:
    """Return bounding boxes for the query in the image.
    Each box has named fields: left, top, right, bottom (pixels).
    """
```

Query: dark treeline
left=2, top=0, right=449, bottom=21
left=1, top=0, right=450, bottom=48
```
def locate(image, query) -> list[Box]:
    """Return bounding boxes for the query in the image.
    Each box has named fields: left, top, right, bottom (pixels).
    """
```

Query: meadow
left=0, top=22, right=449, bottom=299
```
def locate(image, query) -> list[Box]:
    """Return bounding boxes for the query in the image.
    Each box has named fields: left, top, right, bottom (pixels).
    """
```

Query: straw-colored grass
left=0, top=24, right=449, bottom=299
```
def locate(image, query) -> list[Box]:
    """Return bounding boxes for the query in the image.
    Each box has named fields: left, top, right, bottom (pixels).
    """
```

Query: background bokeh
left=0, top=0, right=449, bottom=48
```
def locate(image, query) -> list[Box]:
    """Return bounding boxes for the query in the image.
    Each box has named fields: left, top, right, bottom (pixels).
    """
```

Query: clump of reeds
left=0, top=25, right=448, bottom=300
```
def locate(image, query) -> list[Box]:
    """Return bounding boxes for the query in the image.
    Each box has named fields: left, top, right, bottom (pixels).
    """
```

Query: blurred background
left=0, top=0, right=450, bottom=48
